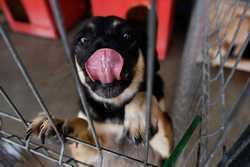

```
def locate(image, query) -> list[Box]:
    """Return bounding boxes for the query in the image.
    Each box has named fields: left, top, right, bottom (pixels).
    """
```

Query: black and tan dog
left=26, top=16, right=173, bottom=166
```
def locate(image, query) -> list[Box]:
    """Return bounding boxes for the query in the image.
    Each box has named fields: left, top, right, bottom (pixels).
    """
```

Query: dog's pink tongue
left=85, top=48, right=124, bottom=84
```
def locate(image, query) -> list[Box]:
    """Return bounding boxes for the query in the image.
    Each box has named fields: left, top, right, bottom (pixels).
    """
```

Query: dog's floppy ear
left=126, top=7, right=160, bottom=73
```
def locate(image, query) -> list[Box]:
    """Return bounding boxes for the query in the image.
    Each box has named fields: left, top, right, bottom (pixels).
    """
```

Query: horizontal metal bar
left=0, top=87, right=28, bottom=128
left=0, top=24, right=65, bottom=165
left=66, top=136, right=157, bottom=166
left=0, top=109, right=156, bottom=166
left=0, top=110, right=24, bottom=123
left=0, top=130, right=91, bottom=167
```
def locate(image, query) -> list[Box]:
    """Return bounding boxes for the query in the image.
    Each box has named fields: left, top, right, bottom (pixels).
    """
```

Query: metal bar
left=218, top=125, right=250, bottom=167
left=208, top=0, right=240, bottom=61
left=66, top=136, right=156, bottom=166
left=208, top=0, right=239, bottom=37
left=203, top=77, right=250, bottom=167
left=210, top=3, right=249, bottom=81
left=0, top=131, right=90, bottom=167
left=0, top=110, right=24, bottom=123
left=223, top=33, right=250, bottom=89
left=182, top=139, right=201, bottom=167
left=48, top=1, right=102, bottom=159
left=0, top=25, right=65, bottom=165
left=217, top=5, right=226, bottom=156
left=0, top=87, right=28, bottom=128
left=200, top=0, right=213, bottom=161
left=144, top=0, right=157, bottom=166
left=0, top=109, right=156, bottom=166
left=207, top=3, right=250, bottom=106
left=163, top=115, right=202, bottom=167
left=171, top=0, right=208, bottom=144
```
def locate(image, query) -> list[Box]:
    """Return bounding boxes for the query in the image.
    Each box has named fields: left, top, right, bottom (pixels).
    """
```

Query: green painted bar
left=162, top=115, right=202, bottom=167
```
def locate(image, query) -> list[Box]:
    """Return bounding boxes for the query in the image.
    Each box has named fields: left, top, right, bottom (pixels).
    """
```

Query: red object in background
left=91, top=0, right=174, bottom=60
left=0, top=0, right=86, bottom=38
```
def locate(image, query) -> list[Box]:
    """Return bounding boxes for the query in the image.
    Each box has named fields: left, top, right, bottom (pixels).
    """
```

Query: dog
left=25, top=16, right=173, bottom=167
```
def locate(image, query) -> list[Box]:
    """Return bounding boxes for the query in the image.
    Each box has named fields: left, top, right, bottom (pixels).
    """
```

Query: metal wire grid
left=173, top=0, right=250, bottom=166
left=0, top=0, right=158, bottom=166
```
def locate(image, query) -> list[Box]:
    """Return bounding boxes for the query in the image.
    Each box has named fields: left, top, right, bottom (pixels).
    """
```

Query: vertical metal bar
left=0, top=25, right=65, bottom=165
left=217, top=0, right=226, bottom=154
left=144, top=0, right=157, bottom=166
left=199, top=0, right=212, bottom=162
left=0, top=87, right=28, bottom=128
left=48, top=0, right=102, bottom=164
left=223, top=34, right=250, bottom=89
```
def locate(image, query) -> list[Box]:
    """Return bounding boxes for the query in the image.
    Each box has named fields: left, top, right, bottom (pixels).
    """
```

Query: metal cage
left=0, top=0, right=250, bottom=167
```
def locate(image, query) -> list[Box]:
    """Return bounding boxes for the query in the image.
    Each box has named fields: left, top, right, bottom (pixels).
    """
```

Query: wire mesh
left=175, top=0, right=250, bottom=166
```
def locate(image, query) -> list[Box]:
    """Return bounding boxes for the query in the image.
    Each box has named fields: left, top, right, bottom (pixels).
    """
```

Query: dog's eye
left=80, top=37, right=88, bottom=43
left=123, top=33, right=131, bottom=40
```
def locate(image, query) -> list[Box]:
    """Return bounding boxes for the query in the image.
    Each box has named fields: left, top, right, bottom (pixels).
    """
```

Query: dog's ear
left=126, top=20, right=160, bottom=73
left=126, top=7, right=160, bottom=73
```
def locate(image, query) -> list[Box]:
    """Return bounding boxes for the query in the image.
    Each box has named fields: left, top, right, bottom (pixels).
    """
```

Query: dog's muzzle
left=85, top=48, right=124, bottom=84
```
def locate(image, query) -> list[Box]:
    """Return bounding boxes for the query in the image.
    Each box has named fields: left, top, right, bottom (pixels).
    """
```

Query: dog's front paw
left=124, top=93, right=158, bottom=144
left=124, top=110, right=144, bottom=144
left=25, top=113, right=69, bottom=144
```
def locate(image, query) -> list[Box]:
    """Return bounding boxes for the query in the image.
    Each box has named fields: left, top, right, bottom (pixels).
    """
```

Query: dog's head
left=73, top=16, right=157, bottom=106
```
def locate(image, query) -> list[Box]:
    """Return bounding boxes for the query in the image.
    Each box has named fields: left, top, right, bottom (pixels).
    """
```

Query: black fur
left=72, top=16, right=164, bottom=122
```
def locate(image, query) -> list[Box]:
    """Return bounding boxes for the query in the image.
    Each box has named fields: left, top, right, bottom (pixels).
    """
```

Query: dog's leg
left=25, top=113, right=100, bottom=166
left=124, top=92, right=173, bottom=158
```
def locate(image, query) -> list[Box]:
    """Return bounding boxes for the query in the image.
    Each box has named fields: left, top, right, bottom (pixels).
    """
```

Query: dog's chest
left=85, top=96, right=126, bottom=123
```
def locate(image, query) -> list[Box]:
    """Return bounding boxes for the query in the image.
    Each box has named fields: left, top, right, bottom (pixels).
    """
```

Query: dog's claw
left=25, top=113, right=66, bottom=145
left=25, top=127, right=33, bottom=141
left=132, top=135, right=143, bottom=145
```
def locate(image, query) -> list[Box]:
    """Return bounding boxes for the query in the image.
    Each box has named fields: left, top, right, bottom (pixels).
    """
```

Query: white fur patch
left=159, top=98, right=166, bottom=112
left=77, top=110, right=88, bottom=120
left=150, top=133, right=171, bottom=158
left=75, top=50, right=145, bottom=106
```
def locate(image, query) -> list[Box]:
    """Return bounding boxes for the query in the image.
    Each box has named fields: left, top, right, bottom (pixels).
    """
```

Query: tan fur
left=124, top=92, right=173, bottom=158
left=159, top=97, right=166, bottom=112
